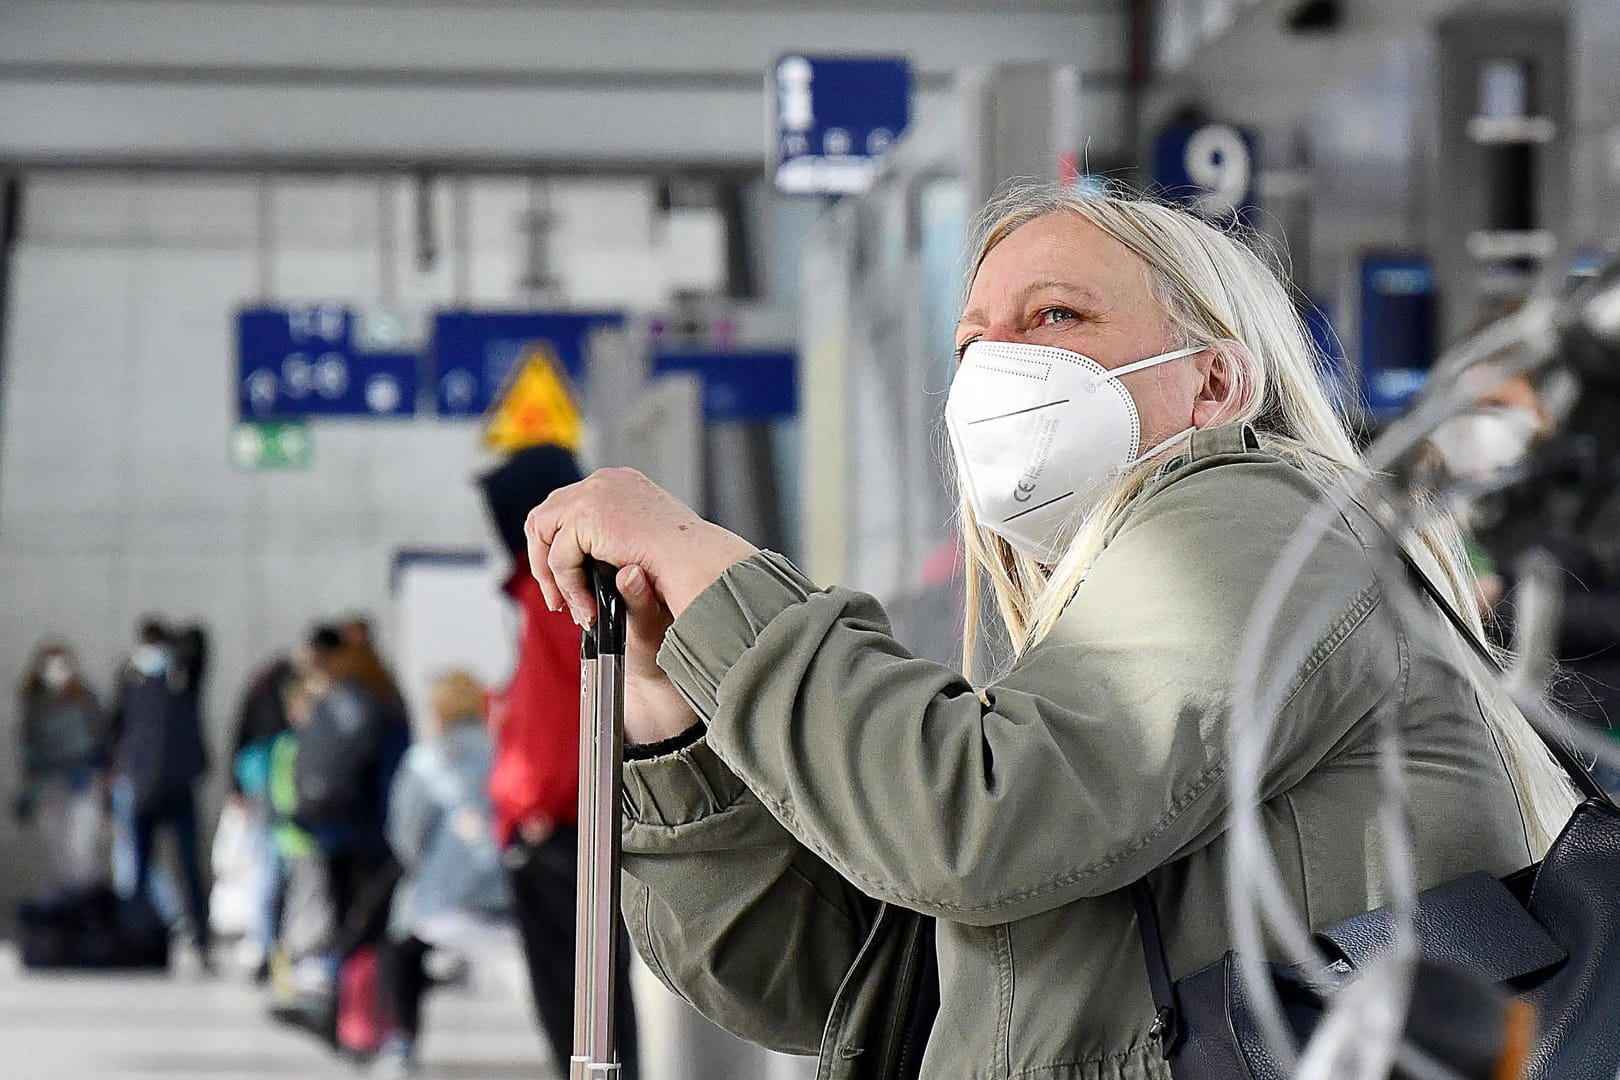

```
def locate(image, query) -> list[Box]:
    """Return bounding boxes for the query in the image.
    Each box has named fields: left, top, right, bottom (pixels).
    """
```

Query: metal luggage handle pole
left=573, top=559, right=627, bottom=1079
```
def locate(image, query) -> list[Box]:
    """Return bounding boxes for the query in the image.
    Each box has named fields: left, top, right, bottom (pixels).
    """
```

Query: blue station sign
left=651, top=349, right=798, bottom=422
left=771, top=54, right=912, bottom=196
left=238, top=306, right=417, bottom=419
left=1358, top=252, right=1437, bottom=415
left=433, top=310, right=625, bottom=418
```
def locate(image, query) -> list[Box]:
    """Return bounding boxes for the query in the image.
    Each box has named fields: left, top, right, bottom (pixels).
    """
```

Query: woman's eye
left=1037, top=307, right=1078, bottom=328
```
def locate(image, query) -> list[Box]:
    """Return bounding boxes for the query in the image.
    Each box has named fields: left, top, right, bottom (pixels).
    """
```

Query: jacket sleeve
left=620, top=737, right=882, bottom=1055
left=656, top=458, right=1393, bottom=926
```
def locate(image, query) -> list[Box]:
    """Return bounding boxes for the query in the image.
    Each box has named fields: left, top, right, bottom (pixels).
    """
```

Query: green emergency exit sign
left=230, top=422, right=312, bottom=471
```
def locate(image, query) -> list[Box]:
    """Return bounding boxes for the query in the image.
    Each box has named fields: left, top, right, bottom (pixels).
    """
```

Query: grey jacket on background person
left=386, top=722, right=509, bottom=939
left=22, top=689, right=106, bottom=781
left=619, top=424, right=1541, bottom=1080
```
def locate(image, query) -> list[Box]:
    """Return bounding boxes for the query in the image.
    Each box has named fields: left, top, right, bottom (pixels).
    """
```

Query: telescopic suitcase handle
left=574, top=558, right=627, bottom=1078
left=582, top=559, right=627, bottom=660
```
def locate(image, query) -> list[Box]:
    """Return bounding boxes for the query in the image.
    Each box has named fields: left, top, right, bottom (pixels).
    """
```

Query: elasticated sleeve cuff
left=621, top=736, right=751, bottom=831
left=623, top=721, right=706, bottom=762
left=655, top=551, right=819, bottom=718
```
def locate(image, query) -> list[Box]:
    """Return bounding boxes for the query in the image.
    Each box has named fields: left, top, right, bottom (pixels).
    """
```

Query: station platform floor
left=0, top=944, right=551, bottom=1080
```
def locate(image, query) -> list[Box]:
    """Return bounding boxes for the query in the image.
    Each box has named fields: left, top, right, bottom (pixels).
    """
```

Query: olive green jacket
left=620, top=423, right=1536, bottom=1080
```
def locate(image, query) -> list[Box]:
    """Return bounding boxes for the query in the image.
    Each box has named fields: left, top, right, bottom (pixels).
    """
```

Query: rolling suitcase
left=17, top=885, right=170, bottom=970
left=573, top=560, right=628, bottom=1078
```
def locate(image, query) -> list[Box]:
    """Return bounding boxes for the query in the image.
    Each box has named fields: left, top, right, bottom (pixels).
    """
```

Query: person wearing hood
left=477, top=443, right=639, bottom=1078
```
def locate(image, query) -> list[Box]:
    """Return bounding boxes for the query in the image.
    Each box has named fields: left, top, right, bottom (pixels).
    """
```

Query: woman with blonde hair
left=521, top=185, right=1578, bottom=1079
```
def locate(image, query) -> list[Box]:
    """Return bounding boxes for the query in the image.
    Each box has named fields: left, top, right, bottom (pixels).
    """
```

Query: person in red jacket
left=479, top=445, right=639, bottom=1078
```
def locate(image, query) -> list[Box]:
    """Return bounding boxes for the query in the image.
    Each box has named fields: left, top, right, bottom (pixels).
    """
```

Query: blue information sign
left=238, top=306, right=417, bottom=419
left=433, top=310, right=625, bottom=417
left=1153, top=123, right=1258, bottom=224
left=652, top=349, right=798, bottom=422
left=772, top=55, right=911, bottom=196
left=1358, top=252, right=1436, bottom=415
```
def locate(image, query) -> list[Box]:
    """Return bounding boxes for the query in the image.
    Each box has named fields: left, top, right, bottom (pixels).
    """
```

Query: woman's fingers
left=522, top=465, right=750, bottom=625
left=617, top=563, right=655, bottom=612
left=523, top=504, right=562, bottom=613
left=527, top=484, right=601, bottom=625
left=547, top=521, right=594, bottom=625
left=617, top=564, right=674, bottom=640
left=616, top=563, right=698, bottom=745
left=528, top=473, right=627, bottom=626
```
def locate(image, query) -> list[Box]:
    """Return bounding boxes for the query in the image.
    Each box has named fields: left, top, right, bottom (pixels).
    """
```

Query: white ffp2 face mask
left=946, top=339, right=1203, bottom=562
left=1428, top=407, right=1539, bottom=479
left=42, top=655, right=73, bottom=692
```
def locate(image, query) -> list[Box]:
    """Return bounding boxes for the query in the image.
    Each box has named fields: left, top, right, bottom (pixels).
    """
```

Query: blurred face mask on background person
left=946, top=339, right=1203, bottom=562
left=41, top=654, right=73, bottom=692
left=131, top=644, right=169, bottom=679
left=1428, top=406, right=1540, bottom=480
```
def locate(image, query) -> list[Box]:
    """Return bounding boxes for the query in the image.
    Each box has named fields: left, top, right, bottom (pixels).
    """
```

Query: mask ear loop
left=1100, top=344, right=1207, bottom=465
left=1101, top=343, right=1207, bottom=382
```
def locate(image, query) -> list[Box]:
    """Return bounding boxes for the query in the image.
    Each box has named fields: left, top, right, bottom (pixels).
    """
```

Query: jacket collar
left=1178, top=421, right=1262, bottom=464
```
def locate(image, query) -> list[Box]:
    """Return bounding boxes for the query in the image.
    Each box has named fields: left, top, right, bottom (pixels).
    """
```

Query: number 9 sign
left=1183, top=124, right=1253, bottom=217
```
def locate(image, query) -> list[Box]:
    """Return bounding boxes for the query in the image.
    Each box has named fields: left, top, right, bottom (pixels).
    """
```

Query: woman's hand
left=617, top=564, right=702, bottom=745
left=524, top=468, right=759, bottom=628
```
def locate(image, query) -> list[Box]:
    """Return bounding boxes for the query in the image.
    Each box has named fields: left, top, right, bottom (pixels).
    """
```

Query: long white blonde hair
left=956, top=184, right=1578, bottom=853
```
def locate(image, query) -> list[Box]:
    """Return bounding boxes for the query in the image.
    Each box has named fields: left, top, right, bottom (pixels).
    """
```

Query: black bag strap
left=1130, top=880, right=1183, bottom=1057
left=1394, top=547, right=1613, bottom=805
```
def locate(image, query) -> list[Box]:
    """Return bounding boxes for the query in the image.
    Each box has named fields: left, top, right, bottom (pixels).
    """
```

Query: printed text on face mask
left=1014, top=417, right=1059, bottom=501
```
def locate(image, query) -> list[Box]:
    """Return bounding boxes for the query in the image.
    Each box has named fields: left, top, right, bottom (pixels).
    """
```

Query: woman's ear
left=1191, top=343, right=1248, bottom=427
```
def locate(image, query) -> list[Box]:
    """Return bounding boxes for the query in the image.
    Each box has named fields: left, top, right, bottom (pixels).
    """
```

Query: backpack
left=292, top=683, right=382, bottom=825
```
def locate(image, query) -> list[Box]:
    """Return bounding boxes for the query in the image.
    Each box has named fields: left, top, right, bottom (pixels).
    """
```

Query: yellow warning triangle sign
left=482, top=345, right=583, bottom=452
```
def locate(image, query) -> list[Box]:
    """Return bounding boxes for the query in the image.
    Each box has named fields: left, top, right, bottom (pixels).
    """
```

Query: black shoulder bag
left=1132, top=550, right=1620, bottom=1078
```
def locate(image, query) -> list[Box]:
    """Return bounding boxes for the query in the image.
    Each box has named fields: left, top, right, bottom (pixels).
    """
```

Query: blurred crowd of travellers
left=12, top=444, right=638, bottom=1079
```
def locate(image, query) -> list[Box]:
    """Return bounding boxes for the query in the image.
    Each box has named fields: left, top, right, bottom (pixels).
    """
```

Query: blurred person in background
left=375, top=670, right=510, bottom=1078
left=112, top=618, right=213, bottom=969
left=478, top=444, right=639, bottom=1078
left=1422, top=345, right=1620, bottom=763
left=230, top=655, right=296, bottom=980
left=266, top=669, right=339, bottom=1029
left=15, top=641, right=110, bottom=891
left=297, top=622, right=411, bottom=959
left=1423, top=366, right=1551, bottom=612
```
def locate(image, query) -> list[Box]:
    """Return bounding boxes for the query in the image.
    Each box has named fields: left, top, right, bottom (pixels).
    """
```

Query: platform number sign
left=1153, top=123, right=1257, bottom=224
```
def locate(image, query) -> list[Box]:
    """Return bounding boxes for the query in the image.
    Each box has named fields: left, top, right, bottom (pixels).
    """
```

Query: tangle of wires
left=1222, top=254, right=1620, bottom=1080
